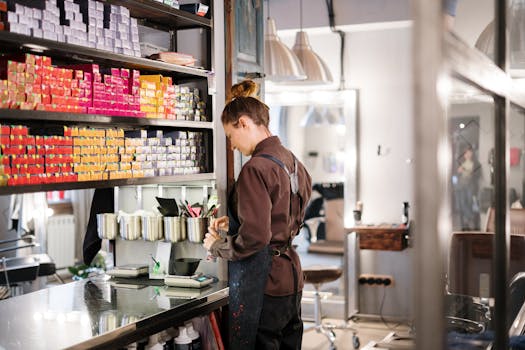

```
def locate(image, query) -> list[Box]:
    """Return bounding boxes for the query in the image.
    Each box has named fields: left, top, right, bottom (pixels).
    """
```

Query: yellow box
left=120, top=162, right=131, bottom=171
left=140, top=75, right=163, bottom=84
left=120, top=154, right=133, bottom=163
left=106, top=163, right=119, bottom=171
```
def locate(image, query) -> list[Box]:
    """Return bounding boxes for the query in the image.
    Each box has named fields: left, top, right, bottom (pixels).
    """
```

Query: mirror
left=266, top=89, right=357, bottom=217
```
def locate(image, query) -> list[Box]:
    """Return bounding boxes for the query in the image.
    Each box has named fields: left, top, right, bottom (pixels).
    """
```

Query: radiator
left=47, top=215, right=76, bottom=269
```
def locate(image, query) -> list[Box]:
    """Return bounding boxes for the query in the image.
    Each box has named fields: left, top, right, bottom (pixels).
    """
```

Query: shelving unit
left=0, top=0, right=218, bottom=196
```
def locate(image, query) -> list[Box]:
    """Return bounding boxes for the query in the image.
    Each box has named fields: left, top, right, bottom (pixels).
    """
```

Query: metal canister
left=163, top=216, right=187, bottom=242
left=142, top=214, right=164, bottom=241
left=118, top=212, right=141, bottom=240
left=96, top=213, right=117, bottom=240
left=186, top=217, right=208, bottom=243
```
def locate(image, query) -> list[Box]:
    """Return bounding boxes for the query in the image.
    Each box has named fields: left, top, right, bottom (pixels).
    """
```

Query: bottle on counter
left=174, top=326, right=192, bottom=350
left=402, top=201, right=410, bottom=225
left=185, top=321, right=201, bottom=350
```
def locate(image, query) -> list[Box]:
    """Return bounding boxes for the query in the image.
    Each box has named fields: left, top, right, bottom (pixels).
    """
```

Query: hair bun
left=230, top=79, right=259, bottom=99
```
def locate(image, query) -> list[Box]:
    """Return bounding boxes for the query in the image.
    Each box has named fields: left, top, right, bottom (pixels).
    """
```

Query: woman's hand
left=210, top=216, right=229, bottom=231
left=203, top=226, right=221, bottom=251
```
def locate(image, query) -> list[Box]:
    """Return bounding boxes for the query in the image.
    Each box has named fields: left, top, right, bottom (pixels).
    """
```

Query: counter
left=0, top=276, right=228, bottom=350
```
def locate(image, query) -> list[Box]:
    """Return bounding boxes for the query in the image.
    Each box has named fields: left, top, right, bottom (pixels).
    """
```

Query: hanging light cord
left=300, top=0, right=303, bottom=30
left=325, top=0, right=346, bottom=90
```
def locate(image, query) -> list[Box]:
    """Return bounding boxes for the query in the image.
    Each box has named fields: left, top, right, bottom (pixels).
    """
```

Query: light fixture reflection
left=475, top=0, right=525, bottom=71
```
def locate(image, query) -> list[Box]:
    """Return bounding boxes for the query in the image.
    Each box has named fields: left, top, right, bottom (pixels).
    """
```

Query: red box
left=11, top=125, right=28, bottom=136
left=0, top=165, right=11, bottom=175
left=0, top=125, right=9, bottom=135
left=2, top=145, right=24, bottom=155
left=0, top=135, right=9, bottom=146
left=60, top=164, right=72, bottom=173
left=46, top=164, right=59, bottom=173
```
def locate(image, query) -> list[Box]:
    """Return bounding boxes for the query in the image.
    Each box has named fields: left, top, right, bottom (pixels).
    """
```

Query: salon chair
left=303, top=265, right=360, bottom=350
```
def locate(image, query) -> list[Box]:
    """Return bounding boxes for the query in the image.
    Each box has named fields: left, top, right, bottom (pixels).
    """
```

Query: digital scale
left=106, top=264, right=149, bottom=278
left=164, top=273, right=214, bottom=288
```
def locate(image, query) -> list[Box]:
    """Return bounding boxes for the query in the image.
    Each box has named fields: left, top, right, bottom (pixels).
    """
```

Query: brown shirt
left=210, top=136, right=312, bottom=296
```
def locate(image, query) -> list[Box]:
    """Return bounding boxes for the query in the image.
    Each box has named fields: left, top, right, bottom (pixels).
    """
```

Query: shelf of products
left=0, top=109, right=213, bottom=129
left=0, top=0, right=217, bottom=195
left=0, top=32, right=211, bottom=79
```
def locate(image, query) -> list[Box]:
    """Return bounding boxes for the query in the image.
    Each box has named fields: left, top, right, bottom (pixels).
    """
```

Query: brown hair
left=221, top=80, right=270, bottom=127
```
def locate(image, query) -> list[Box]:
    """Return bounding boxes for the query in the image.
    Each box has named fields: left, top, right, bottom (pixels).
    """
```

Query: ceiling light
left=290, top=0, right=333, bottom=84
left=264, top=7, right=306, bottom=82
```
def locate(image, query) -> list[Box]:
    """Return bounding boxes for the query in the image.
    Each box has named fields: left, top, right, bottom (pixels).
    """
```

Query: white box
left=33, top=9, right=43, bottom=20
left=31, top=28, right=43, bottom=38
left=42, top=21, right=55, bottom=32
left=43, top=31, right=58, bottom=41
left=7, top=12, right=18, bottom=24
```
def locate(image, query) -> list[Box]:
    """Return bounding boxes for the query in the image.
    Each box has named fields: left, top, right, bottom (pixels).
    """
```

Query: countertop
left=0, top=276, right=228, bottom=350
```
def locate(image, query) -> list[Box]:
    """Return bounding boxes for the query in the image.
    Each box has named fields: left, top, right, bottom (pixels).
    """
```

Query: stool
left=303, top=265, right=360, bottom=350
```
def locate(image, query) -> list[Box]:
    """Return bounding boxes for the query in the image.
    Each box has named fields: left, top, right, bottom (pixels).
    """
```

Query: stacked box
left=0, top=79, right=8, bottom=108
left=6, top=0, right=140, bottom=57
left=58, top=0, right=88, bottom=45
left=139, top=75, right=171, bottom=119
left=0, top=124, right=77, bottom=185
left=138, top=75, right=207, bottom=121
left=43, top=134, right=74, bottom=182
left=67, top=126, right=126, bottom=181
left=173, top=86, right=206, bottom=121
left=62, top=64, right=142, bottom=116
left=0, top=124, right=207, bottom=186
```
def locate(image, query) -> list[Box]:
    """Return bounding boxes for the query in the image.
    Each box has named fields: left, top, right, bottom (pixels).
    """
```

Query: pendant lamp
left=264, top=1, right=306, bottom=82
left=291, top=0, right=333, bottom=84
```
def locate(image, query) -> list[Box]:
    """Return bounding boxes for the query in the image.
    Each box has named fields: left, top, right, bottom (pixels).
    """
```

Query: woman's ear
left=238, top=115, right=251, bottom=129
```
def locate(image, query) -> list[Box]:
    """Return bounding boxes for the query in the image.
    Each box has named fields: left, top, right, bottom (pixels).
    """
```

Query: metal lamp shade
left=292, top=31, right=333, bottom=84
left=264, top=18, right=306, bottom=82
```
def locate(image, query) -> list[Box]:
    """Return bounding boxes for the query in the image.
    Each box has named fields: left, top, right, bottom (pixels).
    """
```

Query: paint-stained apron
left=227, top=209, right=273, bottom=350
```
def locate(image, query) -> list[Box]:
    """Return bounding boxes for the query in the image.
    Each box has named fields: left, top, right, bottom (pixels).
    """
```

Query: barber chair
left=303, top=265, right=360, bottom=350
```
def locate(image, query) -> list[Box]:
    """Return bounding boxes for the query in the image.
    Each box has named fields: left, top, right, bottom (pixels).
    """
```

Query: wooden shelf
left=0, top=173, right=216, bottom=195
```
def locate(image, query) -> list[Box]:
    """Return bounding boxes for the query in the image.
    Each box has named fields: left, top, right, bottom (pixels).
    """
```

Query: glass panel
left=445, top=78, right=495, bottom=348
left=509, top=1, right=525, bottom=75
left=446, top=0, right=495, bottom=64
left=508, top=105, right=525, bottom=338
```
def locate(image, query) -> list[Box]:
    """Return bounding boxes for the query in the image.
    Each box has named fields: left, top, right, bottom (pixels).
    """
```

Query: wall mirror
left=265, top=89, right=358, bottom=299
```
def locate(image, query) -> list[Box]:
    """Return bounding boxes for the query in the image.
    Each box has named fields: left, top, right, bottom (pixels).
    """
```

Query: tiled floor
left=302, top=318, right=414, bottom=350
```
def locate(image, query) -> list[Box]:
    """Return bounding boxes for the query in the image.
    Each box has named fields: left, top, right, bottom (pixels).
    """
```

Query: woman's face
left=223, top=117, right=253, bottom=156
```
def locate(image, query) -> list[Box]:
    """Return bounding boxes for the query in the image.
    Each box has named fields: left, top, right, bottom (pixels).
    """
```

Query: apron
left=227, top=153, right=303, bottom=349
left=227, top=204, right=273, bottom=350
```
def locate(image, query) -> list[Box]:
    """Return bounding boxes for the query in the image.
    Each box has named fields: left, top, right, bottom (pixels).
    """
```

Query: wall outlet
left=358, top=274, right=394, bottom=287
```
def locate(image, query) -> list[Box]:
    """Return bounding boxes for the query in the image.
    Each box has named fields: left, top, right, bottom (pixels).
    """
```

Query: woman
left=203, top=80, right=312, bottom=349
left=455, top=145, right=481, bottom=230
